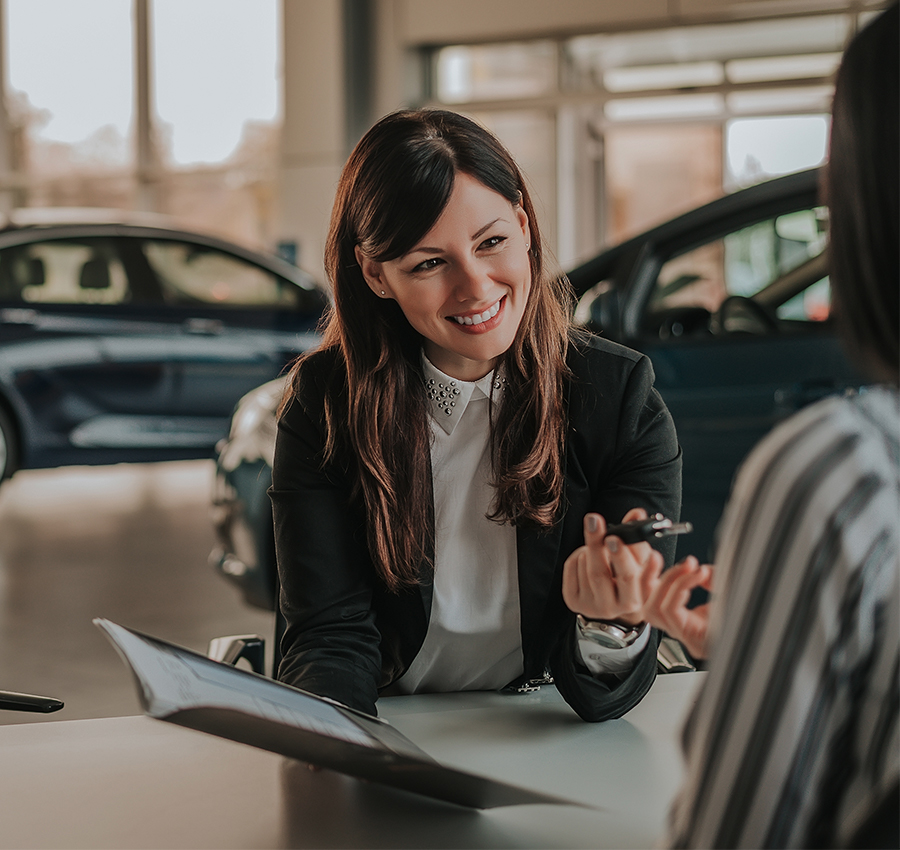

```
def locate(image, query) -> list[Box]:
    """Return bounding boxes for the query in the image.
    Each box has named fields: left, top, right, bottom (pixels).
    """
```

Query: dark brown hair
left=283, top=109, right=572, bottom=590
left=826, top=3, right=899, bottom=383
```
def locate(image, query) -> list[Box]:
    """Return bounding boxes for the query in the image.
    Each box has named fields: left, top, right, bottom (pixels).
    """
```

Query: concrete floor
left=0, top=460, right=275, bottom=726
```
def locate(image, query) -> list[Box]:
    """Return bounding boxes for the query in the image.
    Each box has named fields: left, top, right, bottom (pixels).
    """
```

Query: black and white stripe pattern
left=670, top=387, right=899, bottom=849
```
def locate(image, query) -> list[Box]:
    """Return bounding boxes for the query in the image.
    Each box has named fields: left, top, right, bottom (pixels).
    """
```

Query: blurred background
left=0, top=0, right=883, bottom=276
left=0, top=0, right=887, bottom=724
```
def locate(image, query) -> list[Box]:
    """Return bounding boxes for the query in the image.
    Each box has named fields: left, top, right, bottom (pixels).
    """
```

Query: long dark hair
left=283, top=109, right=572, bottom=590
left=826, top=3, right=899, bottom=383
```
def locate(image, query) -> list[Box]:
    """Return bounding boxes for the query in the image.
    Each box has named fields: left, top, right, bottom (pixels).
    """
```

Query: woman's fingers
left=564, top=546, right=610, bottom=618
left=639, top=548, right=665, bottom=602
left=659, top=557, right=701, bottom=612
left=563, top=509, right=670, bottom=623
left=604, top=534, right=644, bottom=618
left=682, top=602, right=711, bottom=659
left=642, top=558, right=681, bottom=622
left=602, top=507, right=661, bottom=621
left=566, top=513, right=614, bottom=617
left=616, top=506, right=654, bottom=567
left=562, top=547, right=591, bottom=612
left=583, top=511, right=607, bottom=544
left=641, top=558, right=713, bottom=658
left=563, top=514, right=613, bottom=618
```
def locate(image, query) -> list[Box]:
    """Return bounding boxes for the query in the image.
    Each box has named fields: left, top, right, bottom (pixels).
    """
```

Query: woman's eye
left=479, top=235, right=506, bottom=251
left=412, top=257, right=443, bottom=273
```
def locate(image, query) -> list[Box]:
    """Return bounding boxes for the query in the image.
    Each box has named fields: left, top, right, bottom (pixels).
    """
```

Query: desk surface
left=0, top=672, right=703, bottom=850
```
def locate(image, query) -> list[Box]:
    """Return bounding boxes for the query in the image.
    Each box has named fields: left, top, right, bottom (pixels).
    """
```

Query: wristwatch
left=576, top=614, right=645, bottom=649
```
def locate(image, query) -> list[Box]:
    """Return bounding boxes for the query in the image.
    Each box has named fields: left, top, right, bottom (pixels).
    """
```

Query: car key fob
left=605, top=513, right=692, bottom=544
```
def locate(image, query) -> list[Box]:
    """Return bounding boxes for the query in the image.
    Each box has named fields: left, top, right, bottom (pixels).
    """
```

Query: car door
left=628, top=207, right=865, bottom=560
left=134, top=237, right=323, bottom=439
left=0, top=235, right=181, bottom=468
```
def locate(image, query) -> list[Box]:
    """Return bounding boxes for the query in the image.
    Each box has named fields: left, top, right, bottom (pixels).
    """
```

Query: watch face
left=578, top=618, right=632, bottom=649
left=585, top=630, right=628, bottom=649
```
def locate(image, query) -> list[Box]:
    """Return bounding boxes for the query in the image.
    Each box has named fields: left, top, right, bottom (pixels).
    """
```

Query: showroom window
left=5, top=0, right=280, bottom=252
left=426, top=10, right=876, bottom=269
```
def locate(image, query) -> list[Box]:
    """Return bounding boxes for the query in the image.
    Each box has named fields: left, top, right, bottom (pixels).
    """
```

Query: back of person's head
left=827, top=2, right=899, bottom=383
left=321, top=109, right=552, bottom=368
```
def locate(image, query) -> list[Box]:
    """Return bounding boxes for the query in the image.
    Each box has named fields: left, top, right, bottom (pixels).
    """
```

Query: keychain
left=605, top=513, right=692, bottom=544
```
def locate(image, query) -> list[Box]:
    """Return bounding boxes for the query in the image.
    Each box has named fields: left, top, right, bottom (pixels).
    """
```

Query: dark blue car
left=569, top=167, right=863, bottom=561
left=210, top=168, right=865, bottom=613
left=0, top=211, right=327, bottom=482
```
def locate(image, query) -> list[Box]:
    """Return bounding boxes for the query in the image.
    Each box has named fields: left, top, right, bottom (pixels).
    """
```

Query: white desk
left=0, top=672, right=703, bottom=849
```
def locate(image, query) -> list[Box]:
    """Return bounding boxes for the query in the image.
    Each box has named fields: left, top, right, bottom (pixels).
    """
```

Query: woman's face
left=355, top=172, right=532, bottom=382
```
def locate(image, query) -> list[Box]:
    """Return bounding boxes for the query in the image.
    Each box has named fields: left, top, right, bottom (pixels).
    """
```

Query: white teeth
left=453, top=300, right=501, bottom=325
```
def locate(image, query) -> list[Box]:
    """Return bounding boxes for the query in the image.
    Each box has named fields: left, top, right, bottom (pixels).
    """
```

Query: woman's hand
left=641, top=556, right=713, bottom=660
left=562, top=508, right=664, bottom=627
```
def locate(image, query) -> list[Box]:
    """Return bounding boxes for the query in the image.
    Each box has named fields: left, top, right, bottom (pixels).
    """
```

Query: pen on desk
left=0, top=689, right=64, bottom=713
left=605, top=514, right=693, bottom=545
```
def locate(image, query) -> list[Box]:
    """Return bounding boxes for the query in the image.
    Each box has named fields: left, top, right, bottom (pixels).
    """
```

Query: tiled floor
left=0, top=460, right=274, bottom=725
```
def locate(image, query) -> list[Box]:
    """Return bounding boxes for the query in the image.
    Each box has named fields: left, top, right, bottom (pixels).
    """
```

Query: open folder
left=95, top=618, right=579, bottom=810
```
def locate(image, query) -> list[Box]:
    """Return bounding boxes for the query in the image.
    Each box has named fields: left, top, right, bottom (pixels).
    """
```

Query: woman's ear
left=354, top=245, right=392, bottom=299
left=516, top=204, right=531, bottom=250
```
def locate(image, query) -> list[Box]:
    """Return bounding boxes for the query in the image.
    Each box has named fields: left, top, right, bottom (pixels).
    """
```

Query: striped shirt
left=669, top=387, right=899, bottom=849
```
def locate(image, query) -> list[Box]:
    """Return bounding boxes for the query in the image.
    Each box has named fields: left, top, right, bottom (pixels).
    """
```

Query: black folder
left=95, top=618, right=581, bottom=810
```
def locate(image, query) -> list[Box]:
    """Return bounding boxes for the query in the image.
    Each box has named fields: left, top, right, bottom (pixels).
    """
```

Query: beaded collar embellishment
left=421, top=353, right=507, bottom=435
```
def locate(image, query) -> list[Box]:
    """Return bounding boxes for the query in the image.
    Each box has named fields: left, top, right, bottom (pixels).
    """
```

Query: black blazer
left=270, top=335, right=682, bottom=721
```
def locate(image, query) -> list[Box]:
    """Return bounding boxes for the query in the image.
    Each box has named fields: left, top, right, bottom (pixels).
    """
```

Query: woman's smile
left=356, top=172, right=532, bottom=381
left=448, top=296, right=505, bottom=330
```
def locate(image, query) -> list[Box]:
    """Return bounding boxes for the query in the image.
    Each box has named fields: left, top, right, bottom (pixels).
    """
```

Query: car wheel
left=0, top=405, right=17, bottom=481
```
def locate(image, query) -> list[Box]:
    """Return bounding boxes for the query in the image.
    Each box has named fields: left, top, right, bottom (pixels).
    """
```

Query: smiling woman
left=270, top=109, right=683, bottom=722
left=355, top=172, right=532, bottom=381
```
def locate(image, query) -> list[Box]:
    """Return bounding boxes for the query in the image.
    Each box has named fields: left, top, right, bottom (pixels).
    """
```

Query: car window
left=775, top=275, right=830, bottom=321
left=0, top=239, right=131, bottom=306
left=646, top=206, right=829, bottom=335
left=142, top=240, right=299, bottom=309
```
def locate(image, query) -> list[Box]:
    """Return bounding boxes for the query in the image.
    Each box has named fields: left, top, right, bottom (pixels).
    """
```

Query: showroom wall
left=278, top=0, right=885, bottom=286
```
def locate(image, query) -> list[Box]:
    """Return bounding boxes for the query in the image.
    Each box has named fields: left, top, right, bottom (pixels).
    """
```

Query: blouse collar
left=421, top=353, right=507, bottom=436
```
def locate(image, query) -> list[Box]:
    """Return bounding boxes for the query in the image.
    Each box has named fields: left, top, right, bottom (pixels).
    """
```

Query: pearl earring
left=380, top=290, right=385, bottom=296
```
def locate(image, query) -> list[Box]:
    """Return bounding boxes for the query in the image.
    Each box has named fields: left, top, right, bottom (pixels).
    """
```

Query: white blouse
left=394, top=355, right=646, bottom=695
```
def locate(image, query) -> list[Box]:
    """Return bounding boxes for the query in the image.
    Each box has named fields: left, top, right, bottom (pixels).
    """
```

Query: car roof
left=566, top=168, right=821, bottom=298
left=0, top=207, right=179, bottom=229
left=0, top=211, right=319, bottom=291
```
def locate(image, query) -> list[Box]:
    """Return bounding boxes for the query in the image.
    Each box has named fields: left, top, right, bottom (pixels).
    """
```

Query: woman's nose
left=453, top=260, right=491, bottom=301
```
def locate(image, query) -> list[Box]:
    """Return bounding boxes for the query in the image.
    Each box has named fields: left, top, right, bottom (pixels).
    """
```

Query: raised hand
left=562, top=508, right=665, bottom=626
left=641, top=557, right=713, bottom=660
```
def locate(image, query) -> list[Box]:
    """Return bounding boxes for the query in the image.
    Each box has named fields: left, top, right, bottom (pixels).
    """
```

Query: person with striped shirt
left=637, top=5, right=899, bottom=847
